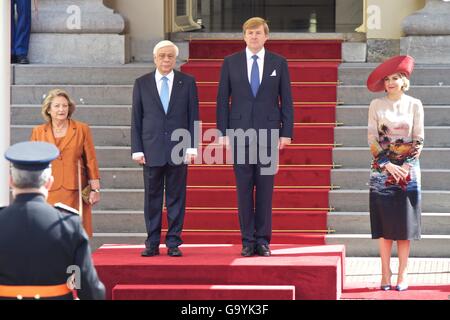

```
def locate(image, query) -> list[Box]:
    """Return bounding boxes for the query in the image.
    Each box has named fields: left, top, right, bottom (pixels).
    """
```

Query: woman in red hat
left=366, top=55, right=424, bottom=292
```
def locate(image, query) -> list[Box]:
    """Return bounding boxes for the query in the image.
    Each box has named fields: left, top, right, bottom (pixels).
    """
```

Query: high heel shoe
left=380, top=284, right=392, bottom=291
left=396, top=273, right=408, bottom=291
left=395, top=283, right=408, bottom=291
left=380, top=271, right=392, bottom=291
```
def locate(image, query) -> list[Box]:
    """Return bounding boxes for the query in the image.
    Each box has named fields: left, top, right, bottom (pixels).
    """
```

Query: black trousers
left=143, top=164, right=187, bottom=248
left=232, top=144, right=276, bottom=246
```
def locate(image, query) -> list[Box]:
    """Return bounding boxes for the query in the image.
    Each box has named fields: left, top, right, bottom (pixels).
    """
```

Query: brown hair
left=243, top=17, right=269, bottom=35
left=41, top=89, right=76, bottom=122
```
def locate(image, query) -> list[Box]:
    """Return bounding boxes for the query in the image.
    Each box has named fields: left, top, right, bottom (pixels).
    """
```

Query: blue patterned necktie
left=160, top=76, right=169, bottom=114
left=250, top=55, right=260, bottom=97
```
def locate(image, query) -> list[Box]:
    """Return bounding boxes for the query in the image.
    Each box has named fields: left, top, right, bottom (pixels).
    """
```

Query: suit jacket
left=216, top=50, right=294, bottom=145
left=30, top=120, right=100, bottom=191
left=131, top=70, right=200, bottom=167
left=0, top=194, right=105, bottom=300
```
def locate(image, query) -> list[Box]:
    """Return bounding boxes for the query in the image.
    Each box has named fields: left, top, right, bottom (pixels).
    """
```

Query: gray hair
left=11, top=167, right=52, bottom=189
left=153, top=40, right=179, bottom=57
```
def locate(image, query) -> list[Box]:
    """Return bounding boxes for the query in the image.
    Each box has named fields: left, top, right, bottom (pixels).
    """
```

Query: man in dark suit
left=131, top=40, right=199, bottom=257
left=0, top=141, right=105, bottom=300
left=216, top=17, right=294, bottom=257
left=11, top=0, right=31, bottom=64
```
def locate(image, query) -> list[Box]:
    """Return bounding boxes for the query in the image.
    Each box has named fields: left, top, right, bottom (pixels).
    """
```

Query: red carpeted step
left=181, top=61, right=339, bottom=83
left=187, top=146, right=333, bottom=166
left=185, top=188, right=328, bottom=208
left=199, top=103, right=337, bottom=124
left=161, top=209, right=327, bottom=231
left=112, top=284, right=295, bottom=300
left=200, top=124, right=334, bottom=145
left=188, top=40, right=342, bottom=60
left=197, top=82, right=337, bottom=103
left=187, top=166, right=331, bottom=186
left=93, top=244, right=344, bottom=300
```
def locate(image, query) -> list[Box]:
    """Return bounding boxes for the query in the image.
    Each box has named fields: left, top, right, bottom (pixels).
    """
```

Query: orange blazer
left=30, top=119, right=100, bottom=191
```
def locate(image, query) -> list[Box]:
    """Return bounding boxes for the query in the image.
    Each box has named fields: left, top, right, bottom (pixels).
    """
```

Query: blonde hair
left=400, top=73, right=410, bottom=91
left=41, top=89, right=76, bottom=123
left=243, top=17, right=269, bottom=35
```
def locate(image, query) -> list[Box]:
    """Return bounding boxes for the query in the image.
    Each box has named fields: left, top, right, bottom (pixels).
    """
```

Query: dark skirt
left=369, top=162, right=422, bottom=240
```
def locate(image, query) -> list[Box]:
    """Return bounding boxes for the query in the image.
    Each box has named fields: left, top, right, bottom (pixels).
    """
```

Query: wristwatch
left=92, top=189, right=100, bottom=193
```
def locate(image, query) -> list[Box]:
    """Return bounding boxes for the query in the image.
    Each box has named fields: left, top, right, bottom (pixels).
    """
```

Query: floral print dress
left=368, top=94, right=424, bottom=240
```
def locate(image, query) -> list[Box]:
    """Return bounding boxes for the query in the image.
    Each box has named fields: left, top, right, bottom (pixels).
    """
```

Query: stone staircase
left=11, top=61, right=450, bottom=256
left=326, top=63, right=450, bottom=257
left=11, top=64, right=156, bottom=250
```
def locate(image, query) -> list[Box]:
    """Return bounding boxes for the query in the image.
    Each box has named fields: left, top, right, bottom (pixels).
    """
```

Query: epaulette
left=54, top=202, right=79, bottom=215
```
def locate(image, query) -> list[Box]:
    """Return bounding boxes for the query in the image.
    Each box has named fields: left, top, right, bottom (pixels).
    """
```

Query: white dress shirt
left=246, top=47, right=265, bottom=84
left=132, top=69, right=197, bottom=161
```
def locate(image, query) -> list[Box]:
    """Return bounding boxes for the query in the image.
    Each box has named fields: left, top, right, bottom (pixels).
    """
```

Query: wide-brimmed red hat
left=366, top=55, right=415, bottom=92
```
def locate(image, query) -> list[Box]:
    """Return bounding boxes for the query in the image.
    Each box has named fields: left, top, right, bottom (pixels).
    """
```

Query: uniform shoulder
left=54, top=202, right=80, bottom=216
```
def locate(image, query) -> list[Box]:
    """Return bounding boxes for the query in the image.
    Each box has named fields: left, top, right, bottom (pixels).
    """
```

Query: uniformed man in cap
left=0, top=141, right=105, bottom=300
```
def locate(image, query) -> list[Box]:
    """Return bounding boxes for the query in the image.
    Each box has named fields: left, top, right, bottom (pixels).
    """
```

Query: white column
left=0, top=1, right=11, bottom=206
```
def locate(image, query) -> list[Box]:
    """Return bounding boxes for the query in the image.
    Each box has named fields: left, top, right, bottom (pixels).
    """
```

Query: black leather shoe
left=16, top=55, right=29, bottom=64
left=11, top=55, right=17, bottom=63
left=256, top=244, right=271, bottom=256
left=241, top=245, right=255, bottom=257
left=141, top=247, right=160, bottom=257
left=167, top=247, right=183, bottom=257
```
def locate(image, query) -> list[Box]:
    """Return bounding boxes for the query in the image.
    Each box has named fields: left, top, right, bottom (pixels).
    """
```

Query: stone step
left=12, top=125, right=130, bottom=146
left=339, top=63, right=450, bottom=86
left=89, top=232, right=450, bottom=257
left=89, top=189, right=450, bottom=212
left=96, top=167, right=450, bottom=190
left=14, top=125, right=450, bottom=148
left=334, top=126, right=450, bottom=147
left=338, top=85, right=450, bottom=105
left=331, top=169, right=450, bottom=190
left=93, top=146, right=450, bottom=169
left=12, top=85, right=133, bottom=105
left=326, top=234, right=450, bottom=257
left=12, top=63, right=156, bottom=85
left=333, top=147, right=450, bottom=169
left=337, top=105, right=450, bottom=126
left=11, top=105, right=132, bottom=126
left=330, top=190, right=450, bottom=213
left=327, top=212, right=450, bottom=235
left=92, top=210, right=450, bottom=235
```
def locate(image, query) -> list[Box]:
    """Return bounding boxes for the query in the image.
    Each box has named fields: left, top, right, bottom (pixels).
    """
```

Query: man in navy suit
left=11, top=0, right=31, bottom=64
left=131, top=40, right=199, bottom=257
left=216, top=17, right=294, bottom=257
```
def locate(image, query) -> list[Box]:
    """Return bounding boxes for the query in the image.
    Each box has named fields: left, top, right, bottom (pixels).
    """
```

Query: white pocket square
left=270, top=70, right=277, bottom=77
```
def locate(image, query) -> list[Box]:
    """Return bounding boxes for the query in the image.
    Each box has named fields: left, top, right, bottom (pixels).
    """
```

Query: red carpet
left=93, top=244, right=345, bottom=300
left=199, top=103, right=337, bottom=124
left=342, top=283, right=450, bottom=300
left=188, top=40, right=341, bottom=60
left=178, top=39, right=341, bottom=244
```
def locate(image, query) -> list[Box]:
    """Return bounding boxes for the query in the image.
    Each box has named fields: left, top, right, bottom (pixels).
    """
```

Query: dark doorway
left=197, top=0, right=336, bottom=32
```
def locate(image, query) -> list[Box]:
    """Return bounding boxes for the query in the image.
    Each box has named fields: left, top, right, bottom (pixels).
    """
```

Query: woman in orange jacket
left=31, top=89, right=100, bottom=237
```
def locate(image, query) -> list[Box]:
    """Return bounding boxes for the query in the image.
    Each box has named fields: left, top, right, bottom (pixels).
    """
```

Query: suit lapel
left=57, top=119, right=77, bottom=152
left=167, top=71, right=182, bottom=115
left=239, top=51, right=254, bottom=99
left=43, top=123, right=56, bottom=146
left=147, top=72, right=166, bottom=114
left=256, top=51, right=274, bottom=98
